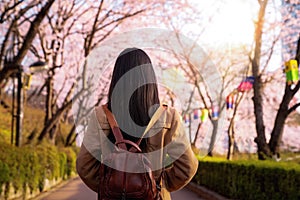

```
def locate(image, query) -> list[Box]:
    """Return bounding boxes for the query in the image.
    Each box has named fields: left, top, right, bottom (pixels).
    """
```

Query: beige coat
left=76, top=105, right=198, bottom=199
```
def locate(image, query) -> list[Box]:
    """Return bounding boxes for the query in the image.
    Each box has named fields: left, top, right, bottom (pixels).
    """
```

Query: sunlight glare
left=204, top=0, right=258, bottom=46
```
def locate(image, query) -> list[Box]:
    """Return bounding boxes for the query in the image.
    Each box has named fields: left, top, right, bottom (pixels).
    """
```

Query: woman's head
left=108, top=48, right=160, bottom=137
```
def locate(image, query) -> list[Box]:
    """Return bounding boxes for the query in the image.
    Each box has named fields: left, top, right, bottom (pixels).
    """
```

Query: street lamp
left=29, top=61, right=49, bottom=73
left=14, top=61, right=48, bottom=147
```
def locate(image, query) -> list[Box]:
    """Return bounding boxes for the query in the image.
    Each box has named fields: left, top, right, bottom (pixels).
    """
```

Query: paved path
left=36, top=177, right=203, bottom=200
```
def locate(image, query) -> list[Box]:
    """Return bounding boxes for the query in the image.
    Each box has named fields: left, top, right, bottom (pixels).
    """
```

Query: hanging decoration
left=211, top=105, right=219, bottom=120
left=237, top=76, right=255, bottom=92
left=200, top=108, right=209, bottom=122
left=193, top=109, right=199, bottom=120
left=183, top=114, right=190, bottom=124
left=284, top=59, right=299, bottom=85
left=226, top=93, right=235, bottom=109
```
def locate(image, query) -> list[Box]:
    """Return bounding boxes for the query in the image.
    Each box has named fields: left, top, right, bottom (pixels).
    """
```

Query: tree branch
left=14, top=0, right=55, bottom=64
left=37, top=88, right=84, bottom=142
left=261, top=34, right=281, bottom=75
left=0, top=0, right=55, bottom=85
left=288, top=102, right=300, bottom=115
left=0, top=0, right=24, bottom=23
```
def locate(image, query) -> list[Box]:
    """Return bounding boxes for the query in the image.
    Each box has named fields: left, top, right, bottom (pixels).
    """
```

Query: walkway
left=34, top=177, right=204, bottom=200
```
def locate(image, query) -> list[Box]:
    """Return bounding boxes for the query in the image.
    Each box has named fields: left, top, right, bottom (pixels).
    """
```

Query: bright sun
left=202, top=0, right=258, bottom=46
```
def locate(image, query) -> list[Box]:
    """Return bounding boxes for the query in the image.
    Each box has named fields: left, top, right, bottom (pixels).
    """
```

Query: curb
left=186, top=182, right=229, bottom=200
left=29, top=176, right=79, bottom=200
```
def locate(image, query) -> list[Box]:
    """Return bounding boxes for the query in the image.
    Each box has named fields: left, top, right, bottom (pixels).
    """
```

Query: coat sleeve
left=76, top=144, right=100, bottom=192
left=76, top=111, right=102, bottom=192
left=162, top=108, right=199, bottom=192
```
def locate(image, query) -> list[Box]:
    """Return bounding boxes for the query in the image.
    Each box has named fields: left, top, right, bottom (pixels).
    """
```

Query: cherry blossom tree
left=251, top=0, right=300, bottom=159
left=1, top=0, right=188, bottom=145
left=31, top=0, right=172, bottom=143
left=0, top=0, right=55, bottom=86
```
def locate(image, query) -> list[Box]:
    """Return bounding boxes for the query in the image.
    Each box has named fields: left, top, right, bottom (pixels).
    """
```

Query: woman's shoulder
left=161, top=104, right=181, bottom=124
left=162, top=104, right=179, bottom=114
left=94, top=105, right=110, bottom=129
left=94, top=105, right=105, bottom=120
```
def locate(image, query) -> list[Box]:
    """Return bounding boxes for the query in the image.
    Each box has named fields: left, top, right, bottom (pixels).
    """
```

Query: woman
left=76, top=48, right=198, bottom=199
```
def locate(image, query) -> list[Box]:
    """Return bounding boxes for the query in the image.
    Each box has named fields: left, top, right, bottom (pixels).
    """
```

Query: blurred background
left=0, top=0, right=299, bottom=199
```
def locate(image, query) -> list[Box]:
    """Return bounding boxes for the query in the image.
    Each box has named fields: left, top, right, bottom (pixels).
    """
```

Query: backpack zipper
left=121, top=189, right=126, bottom=200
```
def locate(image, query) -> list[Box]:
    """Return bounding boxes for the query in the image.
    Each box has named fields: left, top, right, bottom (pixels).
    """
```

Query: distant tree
left=226, top=91, right=245, bottom=160
left=161, top=32, right=248, bottom=156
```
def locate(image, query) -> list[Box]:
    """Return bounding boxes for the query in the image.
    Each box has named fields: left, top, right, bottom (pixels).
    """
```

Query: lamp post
left=14, top=61, right=48, bottom=147
left=15, top=68, right=24, bottom=147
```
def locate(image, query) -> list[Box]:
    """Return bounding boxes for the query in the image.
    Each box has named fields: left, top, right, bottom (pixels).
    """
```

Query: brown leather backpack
left=99, top=105, right=162, bottom=200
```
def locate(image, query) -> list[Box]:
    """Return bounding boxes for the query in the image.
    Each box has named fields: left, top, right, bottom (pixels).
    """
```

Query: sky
left=189, top=0, right=283, bottom=72
left=200, top=0, right=258, bottom=46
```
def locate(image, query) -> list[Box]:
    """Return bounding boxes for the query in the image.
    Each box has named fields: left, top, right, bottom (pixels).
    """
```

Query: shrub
left=0, top=142, right=77, bottom=199
left=61, top=147, right=77, bottom=178
left=193, top=158, right=300, bottom=200
left=0, top=160, right=9, bottom=195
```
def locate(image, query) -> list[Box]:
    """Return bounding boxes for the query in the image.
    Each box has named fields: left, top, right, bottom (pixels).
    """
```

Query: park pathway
left=34, top=177, right=204, bottom=200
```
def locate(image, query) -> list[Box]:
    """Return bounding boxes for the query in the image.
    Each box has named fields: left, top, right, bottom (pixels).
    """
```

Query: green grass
left=195, top=150, right=300, bottom=166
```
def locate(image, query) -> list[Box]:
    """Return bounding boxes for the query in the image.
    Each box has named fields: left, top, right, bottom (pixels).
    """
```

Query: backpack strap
left=135, top=104, right=167, bottom=147
left=102, top=105, right=142, bottom=152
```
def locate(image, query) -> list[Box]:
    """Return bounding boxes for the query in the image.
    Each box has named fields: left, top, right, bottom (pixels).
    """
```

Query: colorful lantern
left=183, top=114, right=190, bottom=124
left=237, top=76, right=255, bottom=92
left=193, top=109, right=199, bottom=120
left=211, top=105, right=219, bottom=120
left=226, top=93, right=235, bottom=109
left=284, top=60, right=299, bottom=85
left=200, top=108, right=209, bottom=122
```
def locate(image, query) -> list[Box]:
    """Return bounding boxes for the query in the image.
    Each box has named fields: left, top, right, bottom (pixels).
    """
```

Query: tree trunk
left=252, top=72, right=271, bottom=159
left=268, top=34, right=300, bottom=156
left=38, top=109, right=64, bottom=142
left=192, top=122, right=202, bottom=146
left=188, top=113, right=192, bottom=143
left=37, top=90, right=83, bottom=142
left=65, top=124, right=76, bottom=147
left=226, top=92, right=244, bottom=160
left=208, top=119, right=218, bottom=157
left=49, top=124, right=57, bottom=145
left=251, top=0, right=272, bottom=159
left=44, top=76, right=53, bottom=125
left=227, top=119, right=235, bottom=160
left=268, top=83, right=293, bottom=155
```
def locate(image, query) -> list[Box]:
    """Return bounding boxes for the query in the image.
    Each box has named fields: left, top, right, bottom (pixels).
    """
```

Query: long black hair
left=107, top=48, right=160, bottom=143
